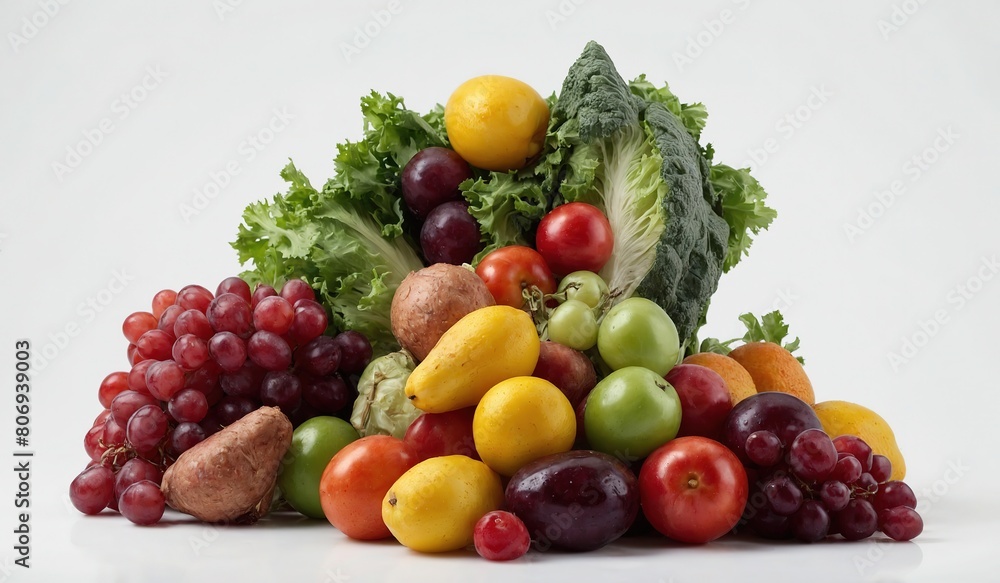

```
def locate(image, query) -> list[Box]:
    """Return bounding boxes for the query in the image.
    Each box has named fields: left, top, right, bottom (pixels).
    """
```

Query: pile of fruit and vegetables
left=70, top=41, right=922, bottom=556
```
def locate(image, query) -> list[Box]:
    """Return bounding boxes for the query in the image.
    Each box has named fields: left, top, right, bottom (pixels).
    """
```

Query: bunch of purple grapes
left=742, top=428, right=923, bottom=542
left=70, top=276, right=373, bottom=525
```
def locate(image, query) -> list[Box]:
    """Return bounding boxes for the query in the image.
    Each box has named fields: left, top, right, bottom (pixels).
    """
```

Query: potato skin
left=390, top=264, right=495, bottom=361
left=161, top=407, right=292, bottom=523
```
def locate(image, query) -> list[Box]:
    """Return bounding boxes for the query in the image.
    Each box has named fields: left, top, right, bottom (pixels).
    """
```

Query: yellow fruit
left=444, top=75, right=549, bottom=172
left=813, top=400, right=906, bottom=480
left=681, top=352, right=757, bottom=404
left=405, top=305, right=539, bottom=413
left=473, top=376, right=576, bottom=476
left=728, top=342, right=815, bottom=405
left=381, top=455, right=503, bottom=553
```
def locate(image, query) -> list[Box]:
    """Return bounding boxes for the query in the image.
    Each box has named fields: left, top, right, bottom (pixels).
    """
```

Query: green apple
left=278, top=416, right=359, bottom=518
left=584, top=366, right=681, bottom=460
left=597, top=297, right=680, bottom=376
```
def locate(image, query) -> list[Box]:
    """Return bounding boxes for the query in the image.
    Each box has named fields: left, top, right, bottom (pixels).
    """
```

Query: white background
left=1, top=1, right=998, bottom=581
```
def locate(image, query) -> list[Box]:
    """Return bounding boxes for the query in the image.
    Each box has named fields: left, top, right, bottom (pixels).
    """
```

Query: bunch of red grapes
left=742, top=428, right=923, bottom=542
left=69, top=276, right=372, bottom=525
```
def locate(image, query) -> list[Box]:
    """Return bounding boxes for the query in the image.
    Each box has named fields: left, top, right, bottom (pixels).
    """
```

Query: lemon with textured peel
left=444, top=75, right=549, bottom=172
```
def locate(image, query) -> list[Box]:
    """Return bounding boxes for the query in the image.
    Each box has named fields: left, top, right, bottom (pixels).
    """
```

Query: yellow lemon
left=812, top=400, right=906, bottom=480
left=444, top=75, right=549, bottom=172
left=473, top=376, right=576, bottom=476
left=381, top=455, right=503, bottom=553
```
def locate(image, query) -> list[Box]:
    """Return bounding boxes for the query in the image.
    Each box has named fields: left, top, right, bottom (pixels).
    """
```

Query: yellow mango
left=404, top=305, right=539, bottom=413
left=813, top=400, right=906, bottom=480
left=381, top=455, right=504, bottom=553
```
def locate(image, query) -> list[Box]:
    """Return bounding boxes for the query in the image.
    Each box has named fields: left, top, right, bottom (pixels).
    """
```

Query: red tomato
left=475, top=245, right=556, bottom=307
left=535, top=202, right=614, bottom=277
left=319, top=435, right=418, bottom=540
left=638, top=436, right=748, bottom=544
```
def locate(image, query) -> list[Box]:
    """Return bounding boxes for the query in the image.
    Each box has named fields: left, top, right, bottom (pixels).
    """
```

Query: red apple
left=639, top=436, right=748, bottom=544
left=664, top=364, right=732, bottom=439
left=403, top=407, right=479, bottom=461
left=532, top=341, right=596, bottom=407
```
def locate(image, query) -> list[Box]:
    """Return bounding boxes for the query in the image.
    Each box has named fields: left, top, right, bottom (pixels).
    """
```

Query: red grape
left=102, top=418, right=126, bottom=447
left=92, top=409, right=112, bottom=427
left=333, top=331, right=372, bottom=374
left=183, top=361, right=220, bottom=395
left=145, top=360, right=185, bottom=401
left=251, top=283, right=277, bottom=308
left=126, top=404, right=169, bottom=452
left=98, top=371, right=130, bottom=409
left=176, top=284, right=214, bottom=312
left=220, top=360, right=265, bottom=399
left=123, top=312, right=158, bottom=344
left=69, top=466, right=115, bottom=515
left=879, top=506, right=923, bottom=541
left=832, top=435, right=873, bottom=471
left=789, top=429, right=837, bottom=482
left=207, top=293, right=253, bottom=337
left=84, top=424, right=106, bottom=461
left=127, top=360, right=155, bottom=395
left=136, top=329, right=174, bottom=361
left=111, top=391, right=158, bottom=426
left=830, top=454, right=863, bottom=484
left=836, top=499, right=878, bottom=540
left=168, top=389, right=209, bottom=423
left=174, top=309, right=213, bottom=340
left=252, top=296, right=294, bottom=335
left=279, top=278, right=315, bottom=306
left=302, top=374, right=351, bottom=414
left=119, top=480, right=165, bottom=525
left=856, top=473, right=879, bottom=496
left=151, top=289, right=177, bottom=319
left=873, top=481, right=917, bottom=513
left=213, top=396, right=256, bottom=426
left=790, top=500, right=830, bottom=542
left=870, top=455, right=892, bottom=483
left=819, top=480, right=851, bottom=512
left=287, top=300, right=328, bottom=344
left=208, top=331, right=247, bottom=372
left=260, top=371, right=301, bottom=414
left=473, top=510, right=530, bottom=561
left=169, top=422, right=207, bottom=456
left=247, top=330, right=292, bottom=371
left=216, top=276, right=251, bottom=303
left=295, top=336, right=340, bottom=376
left=114, top=458, right=163, bottom=500
left=745, top=430, right=783, bottom=467
left=172, top=334, right=209, bottom=371
left=764, top=474, right=803, bottom=516
left=157, top=305, right=183, bottom=334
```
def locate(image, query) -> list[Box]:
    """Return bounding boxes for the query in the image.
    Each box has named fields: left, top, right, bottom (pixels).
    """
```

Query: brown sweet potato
left=161, top=406, right=292, bottom=524
left=390, top=263, right=495, bottom=361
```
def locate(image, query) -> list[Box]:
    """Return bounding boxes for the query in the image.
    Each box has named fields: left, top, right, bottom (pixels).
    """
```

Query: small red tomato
left=403, top=408, right=479, bottom=462
left=474, top=510, right=530, bottom=561
left=475, top=245, right=556, bottom=308
left=638, top=436, right=748, bottom=544
left=535, top=202, right=614, bottom=277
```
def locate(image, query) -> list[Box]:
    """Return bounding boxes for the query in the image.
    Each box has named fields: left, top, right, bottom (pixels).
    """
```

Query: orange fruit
left=681, top=352, right=757, bottom=405
left=813, top=400, right=906, bottom=480
left=444, top=75, right=549, bottom=172
left=728, top=342, right=815, bottom=405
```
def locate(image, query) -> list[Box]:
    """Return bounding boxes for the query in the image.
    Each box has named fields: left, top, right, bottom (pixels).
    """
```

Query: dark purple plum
left=723, top=392, right=822, bottom=466
left=419, top=201, right=483, bottom=265
left=505, top=450, right=638, bottom=552
left=401, top=147, right=472, bottom=220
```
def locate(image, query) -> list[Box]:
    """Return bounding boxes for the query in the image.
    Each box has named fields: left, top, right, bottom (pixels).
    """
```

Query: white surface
left=1, top=1, right=998, bottom=581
